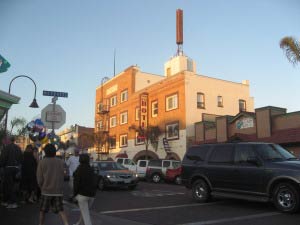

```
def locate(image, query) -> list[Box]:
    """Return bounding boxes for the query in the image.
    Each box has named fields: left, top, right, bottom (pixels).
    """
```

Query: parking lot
left=90, top=181, right=300, bottom=225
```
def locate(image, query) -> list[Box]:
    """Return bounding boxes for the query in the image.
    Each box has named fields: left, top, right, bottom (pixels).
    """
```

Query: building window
left=109, top=136, right=116, bottom=149
left=217, top=96, right=223, bottom=107
left=152, top=100, right=158, bottom=117
left=135, top=107, right=140, bottom=121
left=197, top=93, right=205, bottom=109
left=121, top=89, right=128, bottom=103
left=166, top=93, right=178, bottom=111
left=110, top=116, right=117, bottom=128
left=166, top=67, right=171, bottom=76
left=239, top=99, right=246, bottom=112
left=96, top=121, right=103, bottom=131
left=135, top=132, right=144, bottom=145
left=110, top=95, right=117, bottom=107
left=166, top=122, right=179, bottom=140
left=120, top=134, right=128, bottom=147
left=120, top=111, right=128, bottom=125
left=97, top=103, right=101, bottom=113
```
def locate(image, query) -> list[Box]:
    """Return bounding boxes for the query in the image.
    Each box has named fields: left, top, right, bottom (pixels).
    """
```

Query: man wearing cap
left=66, top=147, right=80, bottom=200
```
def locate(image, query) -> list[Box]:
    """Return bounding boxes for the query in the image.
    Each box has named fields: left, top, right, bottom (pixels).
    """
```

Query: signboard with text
left=43, top=90, right=68, bottom=98
left=41, top=104, right=66, bottom=129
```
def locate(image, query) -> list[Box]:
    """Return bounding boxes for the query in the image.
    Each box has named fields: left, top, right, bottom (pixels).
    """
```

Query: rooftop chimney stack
left=176, top=9, right=183, bottom=55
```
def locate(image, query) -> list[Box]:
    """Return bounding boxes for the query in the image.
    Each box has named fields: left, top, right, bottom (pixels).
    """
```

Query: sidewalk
left=0, top=200, right=149, bottom=225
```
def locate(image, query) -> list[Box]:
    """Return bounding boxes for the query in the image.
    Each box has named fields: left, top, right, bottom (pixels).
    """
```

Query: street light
left=4, top=75, right=39, bottom=134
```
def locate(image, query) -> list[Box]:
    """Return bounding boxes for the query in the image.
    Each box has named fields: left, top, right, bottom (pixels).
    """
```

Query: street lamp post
left=4, top=75, right=39, bottom=135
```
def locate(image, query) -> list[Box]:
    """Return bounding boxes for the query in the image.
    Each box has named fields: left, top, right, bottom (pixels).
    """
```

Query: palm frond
left=280, top=36, right=300, bottom=66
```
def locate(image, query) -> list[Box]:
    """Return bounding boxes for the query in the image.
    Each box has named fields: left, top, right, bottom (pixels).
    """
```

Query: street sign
left=41, top=104, right=66, bottom=129
left=43, top=90, right=68, bottom=98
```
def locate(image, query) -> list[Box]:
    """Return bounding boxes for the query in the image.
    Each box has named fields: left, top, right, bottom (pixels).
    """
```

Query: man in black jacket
left=0, top=136, right=23, bottom=209
left=73, top=154, right=97, bottom=225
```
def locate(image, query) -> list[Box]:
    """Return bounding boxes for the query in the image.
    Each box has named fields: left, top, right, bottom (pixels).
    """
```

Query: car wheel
left=192, top=179, right=210, bottom=203
left=273, top=182, right=300, bottom=213
left=98, top=178, right=105, bottom=191
left=174, top=176, right=182, bottom=185
left=152, top=173, right=161, bottom=183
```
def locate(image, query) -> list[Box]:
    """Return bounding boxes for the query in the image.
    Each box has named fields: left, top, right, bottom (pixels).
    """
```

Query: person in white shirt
left=66, top=147, right=80, bottom=199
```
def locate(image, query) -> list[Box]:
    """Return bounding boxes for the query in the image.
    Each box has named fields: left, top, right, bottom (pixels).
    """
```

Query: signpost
left=42, top=90, right=68, bottom=132
left=41, top=104, right=66, bottom=130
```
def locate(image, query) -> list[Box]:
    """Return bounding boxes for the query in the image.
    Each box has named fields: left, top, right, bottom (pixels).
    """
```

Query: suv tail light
left=146, top=167, right=151, bottom=174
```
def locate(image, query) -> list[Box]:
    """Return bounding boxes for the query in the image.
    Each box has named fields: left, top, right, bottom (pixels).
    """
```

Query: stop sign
left=41, top=104, right=66, bottom=129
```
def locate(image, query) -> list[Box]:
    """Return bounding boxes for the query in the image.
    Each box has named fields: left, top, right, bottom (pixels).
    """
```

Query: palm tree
left=129, top=125, right=161, bottom=160
left=280, top=36, right=300, bottom=66
left=10, top=117, right=27, bottom=136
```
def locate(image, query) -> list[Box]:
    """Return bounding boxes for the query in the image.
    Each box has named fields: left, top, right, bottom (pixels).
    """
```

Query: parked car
left=181, top=142, right=300, bottom=213
left=116, top=158, right=137, bottom=172
left=146, top=159, right=181, bottom=183
left=91, top=160, right=139, bottom=190
left=116, top=158, right=149, bottom=179
left=165, top=166, right=182, bottom=184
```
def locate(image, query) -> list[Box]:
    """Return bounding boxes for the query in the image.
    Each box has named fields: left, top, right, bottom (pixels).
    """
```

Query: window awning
left=116, top=152, right=128, bottom=158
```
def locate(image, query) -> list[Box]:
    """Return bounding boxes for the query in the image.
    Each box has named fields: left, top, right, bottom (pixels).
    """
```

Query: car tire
left=152, top=173, right=161, bottom=183
left=98, top=178, right=105, bottom=191
left=192, top=179, right=211, bottom=203
left=273, top=182, right=300, bottom=213
left=174, top=176, right=182, bottom=185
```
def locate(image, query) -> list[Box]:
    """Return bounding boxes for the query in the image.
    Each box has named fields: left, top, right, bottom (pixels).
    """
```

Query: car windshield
left=257, top=144, right=297, bottom=161
left=98, top=162, right=126, bottom=170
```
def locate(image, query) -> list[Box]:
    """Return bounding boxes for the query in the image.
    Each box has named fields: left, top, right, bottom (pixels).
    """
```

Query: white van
left=116, top=158, right=149, bottom=179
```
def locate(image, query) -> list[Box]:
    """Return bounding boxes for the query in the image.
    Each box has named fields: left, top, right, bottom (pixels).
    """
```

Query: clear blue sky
left=1, top=0, right=299, bottom=132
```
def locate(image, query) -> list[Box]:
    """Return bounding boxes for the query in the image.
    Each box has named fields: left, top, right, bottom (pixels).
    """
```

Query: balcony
left=97, top=104, right=110, bottom=114
left=97, top=127, right=109, bottom=134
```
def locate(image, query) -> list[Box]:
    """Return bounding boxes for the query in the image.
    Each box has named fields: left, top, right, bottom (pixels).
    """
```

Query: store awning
left=116, top=152, right=128, bottom=158
left=0, top=90, right=20, bottom=121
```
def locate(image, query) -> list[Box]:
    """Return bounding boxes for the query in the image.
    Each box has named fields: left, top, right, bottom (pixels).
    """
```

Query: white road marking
left=100, top=202, right=220, bottom=214
left=131, top=190, right=185, bottom=197
left=180, top=212, right=281, bottom=225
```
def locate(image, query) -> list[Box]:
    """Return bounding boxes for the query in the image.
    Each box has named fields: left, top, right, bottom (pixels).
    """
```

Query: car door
left=205, top=144, right=235, bottom=190
left=231, top=144, right=265, bottom=193
left=162, top=160, right=171, bottom=176
left=136, top=160, right=148, bottom=177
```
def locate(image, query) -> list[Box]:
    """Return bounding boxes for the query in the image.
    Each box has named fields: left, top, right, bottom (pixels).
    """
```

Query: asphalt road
left=89, top=181, right=300, bottom=225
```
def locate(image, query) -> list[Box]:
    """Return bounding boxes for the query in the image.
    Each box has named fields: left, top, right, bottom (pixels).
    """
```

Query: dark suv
left=182, top=142, right=300, bottom=213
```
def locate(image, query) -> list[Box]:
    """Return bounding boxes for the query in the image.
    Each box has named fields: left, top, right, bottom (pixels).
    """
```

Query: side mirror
left=247, top=157, right=262, bottom=166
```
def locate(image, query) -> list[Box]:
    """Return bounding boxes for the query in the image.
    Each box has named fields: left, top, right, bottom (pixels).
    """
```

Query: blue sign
left=43, top=90, right=68, bottom=98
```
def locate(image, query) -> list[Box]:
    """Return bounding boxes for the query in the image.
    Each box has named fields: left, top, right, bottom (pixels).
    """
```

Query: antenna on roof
left=176, top=9, right=183, bottom=56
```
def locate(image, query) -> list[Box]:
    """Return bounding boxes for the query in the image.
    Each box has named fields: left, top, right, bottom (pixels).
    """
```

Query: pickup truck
left=116, top=158, right=149, bottom=179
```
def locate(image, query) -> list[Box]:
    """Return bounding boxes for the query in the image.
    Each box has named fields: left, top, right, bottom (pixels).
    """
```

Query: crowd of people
left=0, top=137, right=98, bottom=225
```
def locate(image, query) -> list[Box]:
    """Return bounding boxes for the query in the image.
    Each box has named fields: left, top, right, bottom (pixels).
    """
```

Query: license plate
left=124, top=179, right=130, bottom=184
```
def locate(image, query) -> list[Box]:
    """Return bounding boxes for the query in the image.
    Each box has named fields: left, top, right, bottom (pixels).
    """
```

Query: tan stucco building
left=195, top=106, right=300, bottom=156
left=94, top=55, right=254, bottom=160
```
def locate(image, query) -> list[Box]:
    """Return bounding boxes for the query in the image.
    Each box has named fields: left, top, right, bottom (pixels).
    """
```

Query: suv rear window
left=163, top=161, right=171, bottom=168
left=139, top=161, right=147, bottom=167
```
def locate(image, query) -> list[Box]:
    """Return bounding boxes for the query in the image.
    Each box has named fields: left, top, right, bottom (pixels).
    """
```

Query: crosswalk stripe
left=100, top=202, right=220, bottom=214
